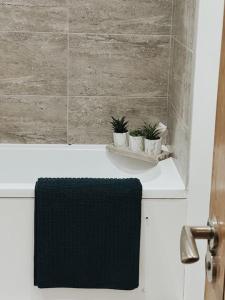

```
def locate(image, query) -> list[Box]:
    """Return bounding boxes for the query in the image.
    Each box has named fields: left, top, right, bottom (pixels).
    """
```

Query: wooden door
left=205, top=5, right=225, bottom=300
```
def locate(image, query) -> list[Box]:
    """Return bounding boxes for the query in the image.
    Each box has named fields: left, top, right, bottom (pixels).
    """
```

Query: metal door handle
left=180, top=218, right=219, bottom=282
left=180, top=226, right=214, bottom=263
left=180, top=218, right=218, bottom=264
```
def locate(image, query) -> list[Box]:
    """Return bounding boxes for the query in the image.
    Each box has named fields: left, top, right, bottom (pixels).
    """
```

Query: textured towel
left=34, top=178, right=142, bottom=290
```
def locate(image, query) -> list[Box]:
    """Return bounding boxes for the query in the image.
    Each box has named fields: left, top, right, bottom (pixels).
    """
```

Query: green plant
left=111, top=116, right=128, bottom=133
left=142, top=123, right=160, bottom=140
left=129, top=129, right=143, bottom=137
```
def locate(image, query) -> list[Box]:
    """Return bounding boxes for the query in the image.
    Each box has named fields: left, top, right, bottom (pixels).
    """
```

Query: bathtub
left=0, top=145, right=187, bottom=300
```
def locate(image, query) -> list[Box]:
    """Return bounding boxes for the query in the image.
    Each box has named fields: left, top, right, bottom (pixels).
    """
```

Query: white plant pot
left=144, top=138, right=162, bottom=156
left=113, top=132, right=128, bottom=148
left=129, top=135, right=143, bottom=152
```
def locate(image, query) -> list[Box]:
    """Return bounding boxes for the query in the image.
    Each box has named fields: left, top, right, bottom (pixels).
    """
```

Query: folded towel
left=34, top=178, right=142, bottom=290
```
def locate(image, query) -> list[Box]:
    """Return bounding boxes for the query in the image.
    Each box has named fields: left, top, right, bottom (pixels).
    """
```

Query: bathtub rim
left=0, top=144, right=186, bottom=199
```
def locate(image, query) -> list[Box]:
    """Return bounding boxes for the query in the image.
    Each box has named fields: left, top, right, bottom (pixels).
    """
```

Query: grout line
left=0, top=95, right=168, bottom=99
left=0, top=30, right=68, bottom=34
left=173, top=36, right=193, bottom=53
left=68, top=32, right=172, bottom=38
left=170, top=0, right=174, bottom=36
left=0, top=95, right=68, bottom=98
left=66, top=95, right=168, bottom=99
left=166, top=36, right=173, bottom=100
left=0, top=30, right=172, bottom=38
left=166, top=0, right=174, bottom=135
left=0, top=3, right=65, bottom=7
left=166, top=35, right=173, bottom=143
left=167, top=0, right=174, bottom=146
left=66, top=6, right=69, bottom=145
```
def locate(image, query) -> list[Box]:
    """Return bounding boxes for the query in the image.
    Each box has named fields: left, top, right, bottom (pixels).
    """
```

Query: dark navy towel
left=34, top=178, right=142, bottom=290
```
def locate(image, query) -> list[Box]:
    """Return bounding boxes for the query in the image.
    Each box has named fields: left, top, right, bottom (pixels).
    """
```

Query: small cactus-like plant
left=111, top=116, right=128, bottom=133
left=142, top=123, right=160, bottom=140
left=129, top=129, right=143, bottom=137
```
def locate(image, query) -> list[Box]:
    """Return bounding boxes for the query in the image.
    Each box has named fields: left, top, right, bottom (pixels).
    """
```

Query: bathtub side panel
left=143, top=199, right=187, bottom=300
left=0, top=198, right=186, bottom=300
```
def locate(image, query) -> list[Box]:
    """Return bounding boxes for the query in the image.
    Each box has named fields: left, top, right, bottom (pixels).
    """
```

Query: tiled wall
left=168, top=0, right=196, bottom=184
left=0, top=0, right=173, bottom=143
left=0, top=0, right=197, bottom=184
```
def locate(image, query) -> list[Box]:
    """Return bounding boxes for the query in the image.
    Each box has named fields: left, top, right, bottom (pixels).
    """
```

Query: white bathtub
left=0, top=145, right=187, bottom=300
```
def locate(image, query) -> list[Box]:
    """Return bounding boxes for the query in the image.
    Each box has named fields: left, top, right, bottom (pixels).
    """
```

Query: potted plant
left=142, top=123, right=161, bottom=156
left=111, top=116, right=128, bottom=147
left=129, top=129, right=143, bottom=152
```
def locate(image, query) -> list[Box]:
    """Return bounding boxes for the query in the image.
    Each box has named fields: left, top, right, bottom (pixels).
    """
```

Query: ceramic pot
left=113, top=132, right=128, bottom=147
left=129, top=135, right=143, bottom=152
left=144, top=138, right=162, bottom=156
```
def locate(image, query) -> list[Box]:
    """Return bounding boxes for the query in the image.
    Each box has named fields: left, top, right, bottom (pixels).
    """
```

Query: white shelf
left=106, top=144, right=171, bottom=164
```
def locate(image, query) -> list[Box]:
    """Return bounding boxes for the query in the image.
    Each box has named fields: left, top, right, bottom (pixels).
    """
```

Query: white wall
left=184, top=1, right=225, bottom=300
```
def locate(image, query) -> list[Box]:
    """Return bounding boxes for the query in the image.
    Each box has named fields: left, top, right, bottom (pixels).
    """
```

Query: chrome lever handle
left=180, top=226, right=214, bottom=264
left=180, top=218, right=219, bottom=283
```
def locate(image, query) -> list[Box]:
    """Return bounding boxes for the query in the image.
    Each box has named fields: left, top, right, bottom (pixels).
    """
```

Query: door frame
left=184, top=1, right=225, bottom=300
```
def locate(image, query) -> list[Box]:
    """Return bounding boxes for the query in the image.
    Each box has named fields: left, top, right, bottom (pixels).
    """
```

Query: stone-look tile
left=0, top=4, right=68, bottom=32
left=169, top=39, right=193, bottom=126
left=0, top=32, right=67, bottom=95
left=168, top=104, right=190, bottom=185
left=172, top=0, right=196, bottom=49
left=0, top=96, right=67, bottom=143
left=69, top=34, right=170, bottom=97
left=167, top=38, right=194, bottom=184
left=68, top=96, right=167, bottom=144
left=0, top=0, right=67, bottom=6
left=68, top=0, right=172, bottom=35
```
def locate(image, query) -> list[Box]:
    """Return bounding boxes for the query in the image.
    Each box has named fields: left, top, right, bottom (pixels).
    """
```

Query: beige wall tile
left=0, top=95, right=67, bottom=143
left=68, top=96, right=167, bottom=144
left=168, top=104, right=190, bottom=184
left=173, top=0, right=196, bottom=49
left=0, top=5, right=68, bottom=32
left=69, top=34, right=170, bottom=97
left=68, top=0, right=172, bottom=35
left=169, top=39, right=193, bottom=126
left=167, top=0, right=196, bottom=184
left=0, top=32, right=67, bottom=95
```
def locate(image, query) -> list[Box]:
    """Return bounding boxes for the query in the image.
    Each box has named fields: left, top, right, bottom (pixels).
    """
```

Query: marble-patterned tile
left=68, top=96, right=167, bottom=144
left=69, top=34, right=170, bottom=97
left=0, top=0, right=67, bottom=6
left=167, top=104, right=190, bottom=185
left=169, top=39, right=193, bottom=127
left=0, top=4, right=68, bottom=32
left=68, top=0, right=172, bottom=35
left=0, top=32, right=67, bottom=95
left=172, top=0, right=196, bottom=49
left=0, top=95, right=67, bottom=143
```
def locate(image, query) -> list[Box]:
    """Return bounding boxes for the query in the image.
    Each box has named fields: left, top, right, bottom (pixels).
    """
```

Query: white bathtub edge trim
left=0, top=183, right=187, bottom=199
left=0, top=144, right=186, bottom=199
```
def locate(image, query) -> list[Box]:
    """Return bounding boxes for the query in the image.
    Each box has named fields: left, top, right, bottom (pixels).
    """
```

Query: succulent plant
left=129, top=129, right=143, bottom=137
left=142, top=122, right=161, bottom=140
left=111, top=116, right=128, bottom=133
